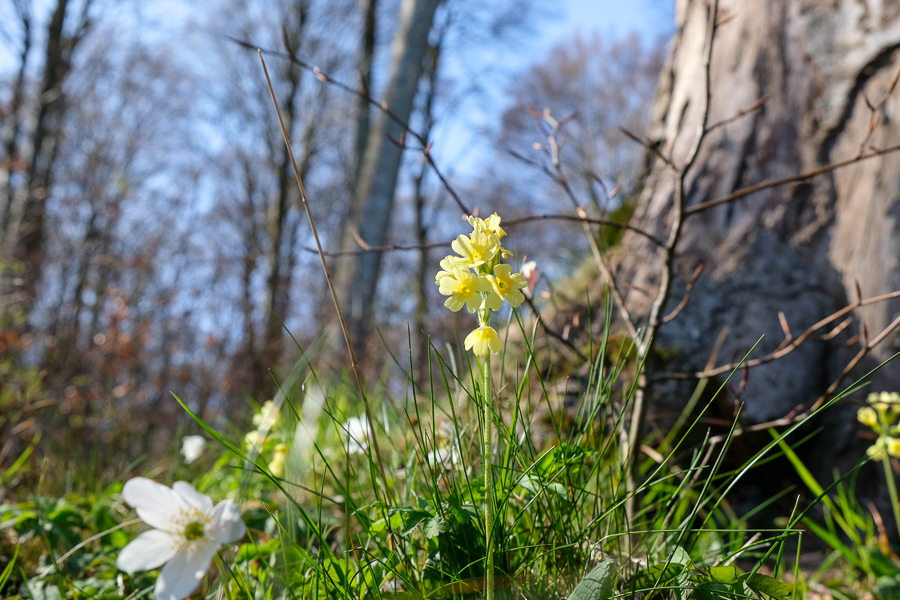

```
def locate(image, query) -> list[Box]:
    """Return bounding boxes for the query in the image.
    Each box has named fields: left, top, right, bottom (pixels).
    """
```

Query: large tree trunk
left=617, top=0, right=900, bottom=448
left=335, top=0, right=442, bottom=347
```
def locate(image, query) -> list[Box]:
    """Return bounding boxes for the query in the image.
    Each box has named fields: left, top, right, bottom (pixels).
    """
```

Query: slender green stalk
left=881, top=455, right=900, bottom=542
left=482, top=335, right=495, bottom=600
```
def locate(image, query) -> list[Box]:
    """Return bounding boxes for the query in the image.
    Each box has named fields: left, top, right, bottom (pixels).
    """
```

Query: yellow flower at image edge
left=465, top=325, right=501, bottom=357
left=117, top=478, right=246, bottom=600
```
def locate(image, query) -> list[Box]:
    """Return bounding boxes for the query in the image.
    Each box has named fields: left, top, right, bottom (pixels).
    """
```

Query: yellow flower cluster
left=436, top=213, right=527, bottom=357
left=858, top=391, right=900, bottom=459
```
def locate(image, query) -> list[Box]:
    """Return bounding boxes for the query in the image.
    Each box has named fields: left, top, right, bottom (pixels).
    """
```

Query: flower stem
left=882, top=455, right=900, bottom=542
left=482, top=350, right=495, bottom=600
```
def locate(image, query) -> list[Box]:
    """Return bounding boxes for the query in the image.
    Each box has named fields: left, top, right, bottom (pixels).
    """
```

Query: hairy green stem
left=881, top=455, right=900, bottom=542
left=482, top=346, right=495, bottom=599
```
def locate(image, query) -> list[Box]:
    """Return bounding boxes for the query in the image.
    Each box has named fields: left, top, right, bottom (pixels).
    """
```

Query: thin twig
left=619, top=127, right=676, bottom=170
left=705, top=96, right=768, bottom=134
left=662, top=264, right=703, bottom=323
left=258, top=51, right=389, bottom=485
left=522, top=294, right=588, bottom=363
left=539, top=111, right=640, bottom=341
left=234, top=39, right=470, bottom=214
left=709, top=312, right=900, bottom=443
left=655, top=289, right=900, bottom=380
left=299, top=211, right=667, bottom=258
left=685, top=142, right=900, bottom=215
left=624, top=0, right=719, bottom=521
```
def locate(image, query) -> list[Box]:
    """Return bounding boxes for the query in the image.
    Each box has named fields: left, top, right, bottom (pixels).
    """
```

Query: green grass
left=0, top=298, right=895, bottom=600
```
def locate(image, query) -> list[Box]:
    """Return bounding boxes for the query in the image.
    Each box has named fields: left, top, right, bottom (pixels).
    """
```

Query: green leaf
left=669, top=546, right=692, bottom=566
left=236, top=539, right=280, bottom=562
left=874, top=575, right=900, bottom=600
left=627, top=563, right=685, bottom=593
left=567, top=559, right=617, bottom=600
left=421, top=515, right=448, bottom=539
left=746, top=573, right=790, bottom=598
left=864, top=547, right=900, bottom=578
left=707, top=566, right=742, bottom=584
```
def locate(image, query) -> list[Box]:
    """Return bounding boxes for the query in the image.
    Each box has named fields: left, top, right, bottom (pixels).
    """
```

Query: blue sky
left=539, top=0, right=673, bottom=53
left=428, top=0, right=674, bottom=180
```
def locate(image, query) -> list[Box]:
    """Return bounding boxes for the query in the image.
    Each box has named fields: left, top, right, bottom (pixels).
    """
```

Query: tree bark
left=617, top=0, right=900, bottom=439
left=335, top=0, right=442, bottom=348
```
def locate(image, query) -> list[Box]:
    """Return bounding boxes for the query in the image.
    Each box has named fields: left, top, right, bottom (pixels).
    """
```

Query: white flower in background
left=117, top=478, right=246, bottom=600
left=426, top=446, right=460, bottom=470
left=180, top=436, right=206, bottom=464
left=244, top=431, right=264, bottom=453
left=252, top=400, right=280, bottom=430
left=344, top=415, right=370, bottom=455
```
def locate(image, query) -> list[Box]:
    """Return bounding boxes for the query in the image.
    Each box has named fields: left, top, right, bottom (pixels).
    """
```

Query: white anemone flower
left=117, top=478, right=246, bottom=600
left=344, top=415, right=370, bottom=455
left=180, top=436, right=206, bottom=464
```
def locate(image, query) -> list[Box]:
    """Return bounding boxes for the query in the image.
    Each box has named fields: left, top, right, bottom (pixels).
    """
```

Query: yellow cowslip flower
left=468, top=212, right=507, bottom=239
left=868, top=439, right=887, bottom=460
left=268, top=443, right=288, bottom=478
left=451, top=230, right=499, bottom=269
left=488, top=264, right=528, bottom=308
left=871, top=392, right=900, bottom=426
left=888, top=437, right=900, bottom=458
left=858, top=407, right=879, bottom=429
left=439, top=268, right=492, bottom=313
left=435, top=256, right=468, bottom=284
left=465, top=325, right=501, bottom=357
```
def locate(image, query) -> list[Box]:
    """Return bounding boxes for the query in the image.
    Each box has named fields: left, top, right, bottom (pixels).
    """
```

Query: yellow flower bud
left=465, top=325, right=501, bottom=357
left=268, top=443, right=288, bottom=478
left=858, top=407, right=879, bottom=428
left=868, top=441, right=887, bottom=460
left=887, top=437, right=900, bottom=458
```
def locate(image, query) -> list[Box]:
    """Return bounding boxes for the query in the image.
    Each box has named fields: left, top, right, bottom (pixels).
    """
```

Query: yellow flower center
left=184, top=521, right=205, bottom=541
left=498, top=280, right=507, bottom=290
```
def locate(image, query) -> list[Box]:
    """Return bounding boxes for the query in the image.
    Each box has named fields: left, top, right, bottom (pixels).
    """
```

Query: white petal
left=208, top=500, right=246, bottom=544
left=117, top=530, right=178, bottom=572
left=172, top=482, right=213, bottom=514
left=155, top=543, right=219, bottom=600
left=122, top=478, right=191, bottom=532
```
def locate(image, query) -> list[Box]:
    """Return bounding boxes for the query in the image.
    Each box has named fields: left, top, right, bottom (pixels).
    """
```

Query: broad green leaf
left=874, top=575, right=900, bottom=600
left=707, top=565, right=742, bottom=584
left=421, top=515, right=448, bottom=539
left=627, top=563, right=685, bottom=592
left=567, top=559, right=617, bottom=600
left=746, top=573, right=790, bottom=597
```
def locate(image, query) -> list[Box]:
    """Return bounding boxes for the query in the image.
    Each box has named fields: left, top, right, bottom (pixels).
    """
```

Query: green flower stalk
left=436, top=213, right=526, bottom=600
left=858, top=391, right=900, bottom=540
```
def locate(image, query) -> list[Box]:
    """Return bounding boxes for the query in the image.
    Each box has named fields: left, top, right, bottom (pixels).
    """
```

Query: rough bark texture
left=617, top=0, right=900, bottom=430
